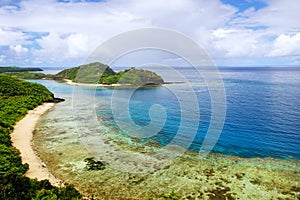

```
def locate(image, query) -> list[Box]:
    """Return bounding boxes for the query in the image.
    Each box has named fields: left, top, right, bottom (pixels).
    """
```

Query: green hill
left=3, top=62, right=165, bottom=86
left=57, top=62, right=164, bottom=85
left=104, top=67, right=164, bottom=85
left=0, top=67, right=43, bottom=73
left=0, top=67, right=52, bottom=80
left=56, top=62, right=115, bottom=83
left=9, top=72, right=54, bottom=79
left=0, top=74, right=81, bottom=199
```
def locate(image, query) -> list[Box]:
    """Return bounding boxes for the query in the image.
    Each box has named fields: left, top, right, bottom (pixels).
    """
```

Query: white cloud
left=0, top=0, right=237, bottom=66
left=9, top=44, right=28, bottom=54
left=267, top=33, right=300, bottom=56
left=0, top=0, right=299, bottom=66
left=209, top=0, right=300, bottom=63
left=34, top=33, right=67, bottom=58
left=211, top=28, right=272, bottom=58
left=67, top=33, right=89, bottom=57
left=0, top=0, right=235, bottom=37
left=234, top=0, right=300, bottom=34
left=0, top=55, right=5, bottom=63
left=33, top=32, right=96, bottom=64
left=0, top=28, right=29, bottom=46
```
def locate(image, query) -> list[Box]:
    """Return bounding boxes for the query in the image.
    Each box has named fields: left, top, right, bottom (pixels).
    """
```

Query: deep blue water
left=31, top=67, right=300, bottom=159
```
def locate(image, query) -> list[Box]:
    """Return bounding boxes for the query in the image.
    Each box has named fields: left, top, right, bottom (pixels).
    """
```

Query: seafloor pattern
left=34, top=99, right=300, bottom=199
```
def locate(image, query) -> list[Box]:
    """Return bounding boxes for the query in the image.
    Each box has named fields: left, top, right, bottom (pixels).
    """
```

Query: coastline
left=63, top=79, right=168, bottom=87
left=11, top=103, right=63, bottom=187
left=64, top=79, right=131, bottom=87
left=31, top=81, right=300, bottom=199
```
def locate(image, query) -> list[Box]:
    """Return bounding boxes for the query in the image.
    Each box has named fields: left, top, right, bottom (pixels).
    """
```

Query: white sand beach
left=11, top=103, right=63, bottom=187
left=64, top=79, right=126, bottom=87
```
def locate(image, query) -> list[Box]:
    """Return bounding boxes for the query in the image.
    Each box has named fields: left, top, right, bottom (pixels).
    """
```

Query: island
left=57, top=62, right=164, bottom=86
left=0, top=67, right=43, bottom=73
left=4, top=62, right=165, bottom=86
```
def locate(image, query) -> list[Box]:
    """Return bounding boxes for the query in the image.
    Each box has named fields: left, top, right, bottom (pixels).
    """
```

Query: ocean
left=31, top=67, right=300, bottom=160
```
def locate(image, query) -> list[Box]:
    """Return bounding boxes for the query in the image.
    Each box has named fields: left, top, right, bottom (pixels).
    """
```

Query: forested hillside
left=0, top=67, right=43, bottom=73
left=57, top=62, right=164, bottom=85
left=0, top=74, right=81, bottom=199
left=56, top=62, right=115, bottom=83
left=2, top=62, right=164, bottom=85
left=8, top=72, right=54, bottom=79
left=100, top=67, right=164, bottom=85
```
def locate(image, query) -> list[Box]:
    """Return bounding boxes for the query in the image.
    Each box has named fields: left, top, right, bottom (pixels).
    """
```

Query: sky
left=0, top=0, right=300, bottom=67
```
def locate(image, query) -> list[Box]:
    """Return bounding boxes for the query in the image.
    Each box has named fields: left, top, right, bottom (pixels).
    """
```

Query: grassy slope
left=57, top=62, right=164, bottom=85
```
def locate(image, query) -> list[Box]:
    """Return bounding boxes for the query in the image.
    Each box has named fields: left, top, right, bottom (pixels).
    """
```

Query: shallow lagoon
left=32, top=68, right=300, bottom=199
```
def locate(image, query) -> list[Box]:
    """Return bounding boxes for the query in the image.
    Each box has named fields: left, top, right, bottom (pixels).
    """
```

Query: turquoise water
left=31, top=67, right=300, bottom=160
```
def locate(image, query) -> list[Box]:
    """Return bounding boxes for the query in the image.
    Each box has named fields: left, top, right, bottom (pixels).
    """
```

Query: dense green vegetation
left=0, top=67, right=43, bottom=73
left=56, top=62, right=115, bottom=83
left=57, top=62, right=164, bottom=85
left=0, top=74, right=82, bottom=199
left=0, top=66, right=54, bottom=80
left=10, top=72, right=55, bottom=80
left=107, top=68, right=164, bottom=85
left=84, top=157, right=107, bottom=171
left=4, top=62, right=164, bottom=86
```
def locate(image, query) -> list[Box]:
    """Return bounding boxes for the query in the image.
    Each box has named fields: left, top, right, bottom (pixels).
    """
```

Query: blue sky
left=0, top=0, right=300, bottom=67
left=221, top=0, right=267, bottom=12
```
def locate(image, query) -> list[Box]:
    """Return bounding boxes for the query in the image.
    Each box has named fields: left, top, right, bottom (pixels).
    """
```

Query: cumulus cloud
left=236, top=0, right=300, bottom=34
left=0, top=55, right=5, bottom=63
left=211, top=28, right=274, bottom=58
left=268, top=33, right=300, bottom=56
left=0, top=28, right=29, bottom=46
left=9, top=45, right=28, bottom=54
left=32, top=32, right=91, bottom=64
left=67, top=33, right=89, bottom=57
left=0, top=0, right=237, bottom=66
left=0, top=0, right=299, bottom=66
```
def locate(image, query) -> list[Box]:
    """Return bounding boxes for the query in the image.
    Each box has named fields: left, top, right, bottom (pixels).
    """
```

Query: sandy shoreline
left=64, top=79, right=130, bottom=87
left=63, top=79, right=170, bottom=87
left=11, top=103, right=63, bottom=187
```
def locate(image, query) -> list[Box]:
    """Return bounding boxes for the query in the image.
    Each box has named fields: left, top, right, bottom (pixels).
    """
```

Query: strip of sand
left=11, top=103, right=63, bottom=187
left=64, top=79, right=127, bottom=87
left=64, top=79, right=178, bottom=87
